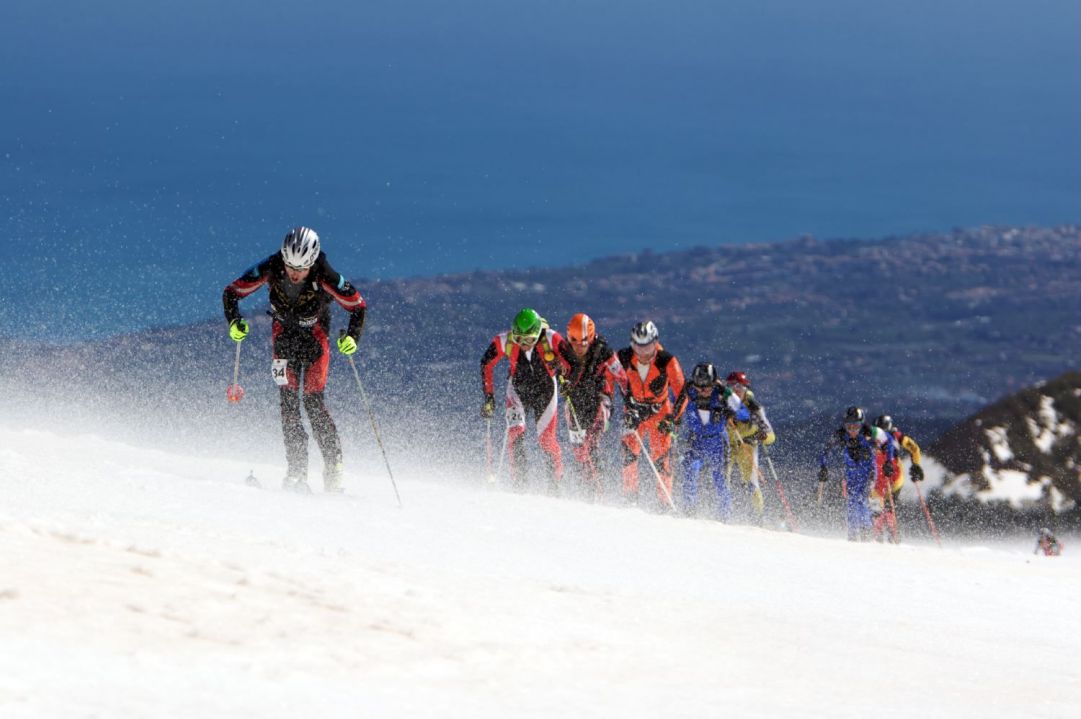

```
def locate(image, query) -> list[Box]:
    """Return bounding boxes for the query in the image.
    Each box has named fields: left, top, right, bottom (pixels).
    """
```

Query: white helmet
left=630, top=320, right=659, bottom=345
left=281, top=226, right=320, bottom=269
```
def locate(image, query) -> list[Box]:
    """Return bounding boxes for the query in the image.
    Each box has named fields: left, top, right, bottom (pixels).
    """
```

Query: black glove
left=658, top=417, right=675, bottom=435
left=883, top=462, right=895, bottom=478
left=481, top=394, right=495, bottom=419
left=745, top=397, right=761, bottom=412
left=818, top=466, right=829, bottom=483
left=910, top=464, right=924, bottom=482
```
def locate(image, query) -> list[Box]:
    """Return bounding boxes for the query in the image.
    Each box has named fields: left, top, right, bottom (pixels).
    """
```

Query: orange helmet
left=566, top=313, right=596, bottom=344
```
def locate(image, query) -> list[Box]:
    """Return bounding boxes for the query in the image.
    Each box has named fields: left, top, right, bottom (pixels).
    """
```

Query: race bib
left=568, top=428, right=586, bottom=446
left=506, top=406, right=525, bottom=426
left=271, top=358, right=289, bottom=386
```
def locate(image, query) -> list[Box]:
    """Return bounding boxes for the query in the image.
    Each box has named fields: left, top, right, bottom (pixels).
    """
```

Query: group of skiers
left=817, top=407, right=926, bottom=542
left=478, top=306, right=934, bottom=540
left=479, top=308, right=778, bottom=516
left=222, top=227, right=936, bottom=543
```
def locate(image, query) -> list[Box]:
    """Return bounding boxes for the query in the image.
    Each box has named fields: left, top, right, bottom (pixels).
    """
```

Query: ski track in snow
left=1, top=425, right=1079, bottom=718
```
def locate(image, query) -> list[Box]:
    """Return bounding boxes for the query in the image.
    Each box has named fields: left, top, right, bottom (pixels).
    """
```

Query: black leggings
left=280, top=385, right=342, bottom=478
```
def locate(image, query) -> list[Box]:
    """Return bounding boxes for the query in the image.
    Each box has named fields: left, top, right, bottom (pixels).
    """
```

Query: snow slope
left=2, top=424, right=1079, bottom=718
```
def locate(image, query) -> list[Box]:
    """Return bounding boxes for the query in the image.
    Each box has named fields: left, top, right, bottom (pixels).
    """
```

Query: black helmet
left=691, top=363, right=717, bottom=388
left=874, top=415, right=894, bottom=432
left=844, top=406, right=865, bottom=424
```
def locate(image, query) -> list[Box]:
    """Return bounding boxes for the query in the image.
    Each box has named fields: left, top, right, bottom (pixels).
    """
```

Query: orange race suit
left=616, top=345, right=686, bottom=504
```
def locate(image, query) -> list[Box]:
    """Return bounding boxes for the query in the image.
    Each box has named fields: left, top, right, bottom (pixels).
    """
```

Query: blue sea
left=2, top=0, right=1079, bottom=339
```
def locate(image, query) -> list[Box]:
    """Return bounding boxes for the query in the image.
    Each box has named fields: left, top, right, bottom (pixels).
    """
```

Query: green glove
left=337, top=334, right=358, bottom=355
left=481, top=394, right=496, bottom=419
left=229, top=319, right=249, bottom=342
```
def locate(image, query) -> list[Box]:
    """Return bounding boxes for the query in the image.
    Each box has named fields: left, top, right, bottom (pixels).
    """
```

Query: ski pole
left=494, top=418, right=510, bottom=481
left=883, top=467, right=900, bottom=543
left=762, top=449, right=799, bottom=532
left=913, top=476, right=942, bottom=547
left=226, top=341, right=245, bottom=403
left=632, top=427, right=677, bottom=513
left=486, top=417, right=496, bottom=483
left=342, top=340, right=402, bottom=508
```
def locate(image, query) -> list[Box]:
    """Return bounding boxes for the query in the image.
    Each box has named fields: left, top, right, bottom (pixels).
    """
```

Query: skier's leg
left=707, top=437, right=732, bottom=521
left=505, top=385, right=528, bottom=490
left=300, top=340, right=344, bottom=491
left=680, top=444, right=704, bottom=514
left=621, top=429, right=641, bottom=501
left=845, top=467, right=874, bottom=541
left=643, top=418, right=674, bottom=506
left=535, top=376, right=563, bottom=490
left=279, top=385, right=309, bottom=488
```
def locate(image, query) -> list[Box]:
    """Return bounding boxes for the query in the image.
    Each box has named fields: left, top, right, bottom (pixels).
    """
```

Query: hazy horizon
left=3, top=0, right=1080, bottom=339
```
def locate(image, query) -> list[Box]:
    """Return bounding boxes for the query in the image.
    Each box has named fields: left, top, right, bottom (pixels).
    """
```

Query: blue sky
left=2, top=1, right=1080, bottom=338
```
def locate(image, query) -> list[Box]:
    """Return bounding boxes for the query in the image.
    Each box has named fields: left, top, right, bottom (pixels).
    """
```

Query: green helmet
left=511, top=308, right=543, bottom=341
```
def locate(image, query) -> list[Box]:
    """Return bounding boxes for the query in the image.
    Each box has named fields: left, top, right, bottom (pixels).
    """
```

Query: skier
left=223, top=226, right=366, bottom=493
left=817, top=406, right=895, bottom=541
left=616, top=321, right=686, bottom=508
left=673, top=363, right=750, bottom=519
left=481, top=308, right=570, bottom=492
left=556, top=313, right=628, bottom=499
left=725, top=370, right=776, bottom=523
left=870, top=414, right=926, bottom=542
left=1034, top=528, right=1063, bottom=556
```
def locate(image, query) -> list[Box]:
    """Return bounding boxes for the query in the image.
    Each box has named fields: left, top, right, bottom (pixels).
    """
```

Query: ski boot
left=323, top=462, right=345, bottom=494
left=283, top=472, right=312, bottom=494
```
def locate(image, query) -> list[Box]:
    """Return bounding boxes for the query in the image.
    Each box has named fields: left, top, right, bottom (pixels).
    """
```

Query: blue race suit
left=819, top=425, right=895, bottom=539
left=678, top=384, right=750, bottom=519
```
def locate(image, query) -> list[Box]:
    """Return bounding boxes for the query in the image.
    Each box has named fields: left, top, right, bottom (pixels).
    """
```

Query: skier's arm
left=869, top=426, right=896, bottom=463
left=752, top=403, right=776, bottom=446
left=901, top=434, right=922, bottom=465
left=671, top=381, right=693, bottom=421
left=318, top=259, right=367, bottom=341
left=601, top=351, right=628, bottom=398
left=724, top=387, right=752, bottom=423
left=547, top=330, right=572, bottom=376
left=819, top=433, right=842, bottom=470
left=222, top=255, right=273, bottom=325
left=667, top=357, right=687, bottom=420
left=480, top=334, right=507, bottom=397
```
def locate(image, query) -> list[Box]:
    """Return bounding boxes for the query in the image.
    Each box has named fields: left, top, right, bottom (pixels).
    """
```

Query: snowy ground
left=2, top=423, right=1079, bottom=718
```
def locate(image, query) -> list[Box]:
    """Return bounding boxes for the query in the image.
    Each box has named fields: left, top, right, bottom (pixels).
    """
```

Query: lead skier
left=223, top=226, right=366, bottom=493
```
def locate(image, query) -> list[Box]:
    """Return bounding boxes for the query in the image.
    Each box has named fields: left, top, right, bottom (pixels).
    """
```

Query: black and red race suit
left=223, top=252, right=366, bottom=480
left=481, top=329, right=570, bottom=488
left=556, top=335, right=627, bottom=495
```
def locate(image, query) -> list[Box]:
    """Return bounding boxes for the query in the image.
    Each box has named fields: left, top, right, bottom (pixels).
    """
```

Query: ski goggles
left=510, top=331, right=542, bottom=347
